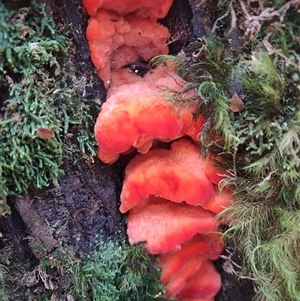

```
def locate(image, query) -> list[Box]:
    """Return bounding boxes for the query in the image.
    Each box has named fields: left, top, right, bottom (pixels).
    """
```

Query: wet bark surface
left=0, top=0, right=255, bottom=300
left=28, top=159, right=124, bottom=253
left=0, top=158, right=125, bottom=298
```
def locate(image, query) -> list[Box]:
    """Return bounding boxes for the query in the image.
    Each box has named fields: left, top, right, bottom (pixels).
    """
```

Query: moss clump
left=223, top=45, right=300, bottom=300
left=0, top=2, right=65, bottom=214
left=0, top=2, right=100, bottom=215
left=68, top=239, right=169, bottom=301
left=156, top=1, right=300, bottom=300
left=152, top=35, right=237, bottom=151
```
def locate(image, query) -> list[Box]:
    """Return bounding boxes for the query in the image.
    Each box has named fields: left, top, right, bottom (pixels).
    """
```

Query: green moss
left=0, top=2, right=64, bottom=213
left=37, top=238, right=169, bottom=301
left=152, top=35, right=238, bottom=150
left=218, top=5, right=299, bottom=300
left=71, top=239, right=169, bottom=301
left=0, top=2, right=100, bottom=215
left=156, top=1, right=300, bottom=300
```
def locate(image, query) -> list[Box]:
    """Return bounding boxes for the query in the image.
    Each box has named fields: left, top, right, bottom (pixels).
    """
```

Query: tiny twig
left=263, top=29, right=300, bottom=73
left=239, top=0, right=300, bottom=41
left=212, top=1, right=232, bottom=33
left=220, top=249, right=258, bottom=281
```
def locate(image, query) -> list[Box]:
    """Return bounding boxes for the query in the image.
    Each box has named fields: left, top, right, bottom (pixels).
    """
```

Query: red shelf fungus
left=95, top=81, right=205, bottom=164
left=127, top=196, right=218, bottom=254
left=202, top=187, right=232, bottom=214
left=120, top=139, right=215, bottom=213
left=82, top=0, right=174, bottom=18
left=178, top=260, right=222, bottom=299
left=84, top=0, right=173, bottom=86
left=83, top=1, right=232, bottom=300
left=158, top=233, right=223, bottom=284
left=165, top=254, right=207, bottom=298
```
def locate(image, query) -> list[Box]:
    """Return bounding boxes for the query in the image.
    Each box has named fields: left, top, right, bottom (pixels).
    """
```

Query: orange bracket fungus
left=94, top=81, right=205, bottom=164
left=178, top=260, right=222, bottom=299
left=84, top=0, right=173, bottom=86
left=94, top=63, right=206, bottom=164
left=126, top=196, right=218, bottom=254
left=82, top=0, right=233, bottom=300
left=120, top=139, right=215, bottom=213
left=82, top=0, right=174, bottom=18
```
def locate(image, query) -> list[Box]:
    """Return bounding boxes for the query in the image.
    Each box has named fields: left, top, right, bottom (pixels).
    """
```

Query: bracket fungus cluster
left=94, top=64, right=206, bottom=163
left=83, top=0, right=232, bottom=300
left=83, top=0, right=173, bottom=87
left=123, top=140, right=228, bottom=300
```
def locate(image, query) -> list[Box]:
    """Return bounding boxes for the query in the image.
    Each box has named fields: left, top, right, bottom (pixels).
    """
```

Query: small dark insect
left=122, top=59, right=150, bottom=77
